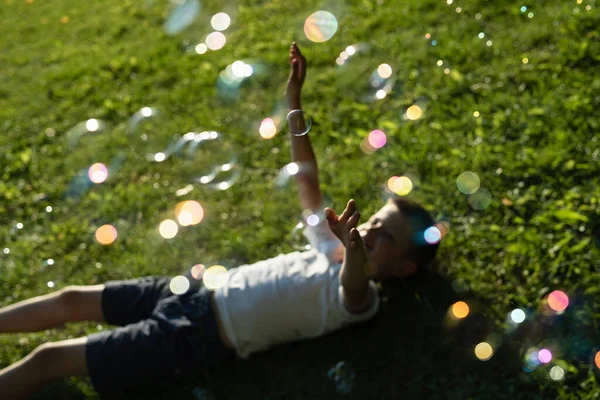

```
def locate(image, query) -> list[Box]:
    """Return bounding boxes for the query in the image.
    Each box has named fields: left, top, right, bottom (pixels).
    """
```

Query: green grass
left=1, top=0, right=600, bottom=398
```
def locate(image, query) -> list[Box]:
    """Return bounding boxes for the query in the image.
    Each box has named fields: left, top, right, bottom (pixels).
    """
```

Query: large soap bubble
left=64, top=119, right=125, bottom=198
left=167, top=131, right=241, bottom=190
left=127, top=107, right=181, bottom=162
left=335, top=43, right=397, bottom=102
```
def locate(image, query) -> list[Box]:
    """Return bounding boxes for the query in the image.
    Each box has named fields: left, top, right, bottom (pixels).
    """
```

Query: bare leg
left=0, top=337, right=89, bottom=400
left=0, top=285, right=105, bottom=333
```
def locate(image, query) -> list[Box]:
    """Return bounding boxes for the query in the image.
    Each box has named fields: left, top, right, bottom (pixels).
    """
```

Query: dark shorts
left=85, top=276, right=235, bottom=395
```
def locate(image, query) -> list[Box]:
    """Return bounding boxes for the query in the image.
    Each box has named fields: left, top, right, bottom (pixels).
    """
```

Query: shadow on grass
left=79, top=268, right=545, bottom=399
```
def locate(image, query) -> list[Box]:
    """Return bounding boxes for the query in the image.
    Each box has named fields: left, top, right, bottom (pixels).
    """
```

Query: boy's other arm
left=287, top=42, right=322, bottom=211
left=326, top=200, right=373, bottom=313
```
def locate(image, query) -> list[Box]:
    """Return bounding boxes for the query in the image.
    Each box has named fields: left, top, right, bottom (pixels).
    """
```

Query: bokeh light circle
left=456, top=171, right=481, bottom=194
left=548, top=290, right=569, bottom=312
left=169, top=275, right=191, bottom=295
left=175, top=200, right=204, bottom=226
left=164, top=0, right=200, bottom=35
left=595, top=351, right=600, bottom=369
left=159, top=219, right=179, bottom=239
left=206, top=31, right=226, bottom=50
left=424, top=226, right=441, bottom=244
left=406, top=105, right=423, bottom=120
left=88, top=163, right=108, bottom=184
left=95, top=224, right=118, bottom=245
left=211, top=12, right=231, bottom=31
left=367, top=130, right=387, bottom=149
left=549, top=366, right=565, bottom=381
left=510, top=308, right=526, bottom=323
left=386, top=176, right=413, bottom=196
left=538, top=348, right=552, bottom=364
left=203, top=265, right=229, bottom=290
left=475, top=342, right=493, bottom=361
left=451, top=301, right=469, bottom=319
left=304, top=11, right=338, bottom=42
left=191, top=264, right=206, bottom=280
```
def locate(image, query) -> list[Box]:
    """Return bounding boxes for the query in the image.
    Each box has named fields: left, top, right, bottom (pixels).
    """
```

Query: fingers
left=349, top=228, right=363, bottom=249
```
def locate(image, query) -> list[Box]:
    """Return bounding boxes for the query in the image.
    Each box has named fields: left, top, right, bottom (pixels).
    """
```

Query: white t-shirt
left=212, top=219, right=380, bottom=359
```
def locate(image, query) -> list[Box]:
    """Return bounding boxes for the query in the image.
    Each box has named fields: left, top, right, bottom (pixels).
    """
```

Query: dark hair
left=392, top=197, right=440, bottom=270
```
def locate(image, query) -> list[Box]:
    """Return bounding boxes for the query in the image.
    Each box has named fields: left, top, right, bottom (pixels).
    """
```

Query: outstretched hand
left=325, top=199, right=364, bottom=250
left=286, top=42, right=306, bottom=102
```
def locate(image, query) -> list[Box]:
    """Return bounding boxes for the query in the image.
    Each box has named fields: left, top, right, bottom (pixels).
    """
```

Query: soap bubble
left=167, top=131, right=241, bottom=190
left=468, top=188, right=492, bottom=210
left=217, top=59, right=269, bottom=102
left=127, top=107, right=180, bottom=162
left=457, top=171, right=481, bottom=194
left=286, top=110, right=313, bottom=136
left=164, top=0, right=201, bottom=35
left=63, top=119, right=124, bottom=198
left=327, top=361, right=355, bottom=394
left=335, top=43, right=396, bottom=102
left=304, top=11, right=338, bottom=42
left=275, top=162, right=316, bottom=188
left=290, top=221, right=311, bottom=251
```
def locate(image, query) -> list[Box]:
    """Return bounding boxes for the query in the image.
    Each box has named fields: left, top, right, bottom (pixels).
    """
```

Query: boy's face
left=356, top=199, right=416, bottom=281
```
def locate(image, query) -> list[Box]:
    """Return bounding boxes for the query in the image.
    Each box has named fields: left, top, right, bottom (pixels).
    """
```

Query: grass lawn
left=1, top=0, right=599, bottom=398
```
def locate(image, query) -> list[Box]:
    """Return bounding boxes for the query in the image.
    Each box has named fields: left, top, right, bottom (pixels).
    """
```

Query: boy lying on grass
left=0, top=42, right=439, bottom=399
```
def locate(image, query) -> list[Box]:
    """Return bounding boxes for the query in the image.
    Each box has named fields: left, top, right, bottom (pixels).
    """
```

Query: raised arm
left=286, top=42, right=323, bottom=211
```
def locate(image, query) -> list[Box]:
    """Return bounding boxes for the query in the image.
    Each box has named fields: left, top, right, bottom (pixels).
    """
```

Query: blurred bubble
left=547, top=290, right=569, bottom=312
left=276, top=162, right=315, bottom=188
left=304, top=11, right=338, bottom=42
left=456, top=171, right=480, bottom=194
left=95, top=224, right=118, bottom=245
left=302, top=209, right=324, bottom=227
left=127, top=107, right=178, bottom=162
left=203, top=265, right=229, bottom=290
left=192, top=387, right=215, bottom=400
left=595, top=351, right=600, bottom=368
left=335, top=43, right=396, bottom=102
left=327, top=361, right=355, bottom=395
left=170, top=275, right=191, bottom=295
left=217, top=59, right=268, bottom=102
left=474, top=342, right=493, bottom=361
left=47, top=281, right=55, bottom=288
left=290, top=221, right=311, bottom=251
left=164, top=0, right=201, bottom=35
left=451, top=301, right=469, bottom=319
left=424, top=226, right=441, bottom=244
left=468, top=188, right=492, bottom=210
left=386, top=176, right=413, bottom=196
left=510, top=308, right=526, bottom=323
left=64, top=119, right=123, bottom=198
left=538, top=348, right=552, bottom=364
left=405, top=105, right=423, bottom=120
left=168, top=131, right=240, bottom=190
left=3, top=248, right=9, bottom=255
left=159, top=219, right=179, bottom=239
left=191, top=264, right=206, bottom=280
left=286, top=110, right=313, bottom=136
left=175, top=200, right=204, bottom=226
left=211, top=12, right=231, bottom=31
left=549, top=366, right=565, bottom=381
